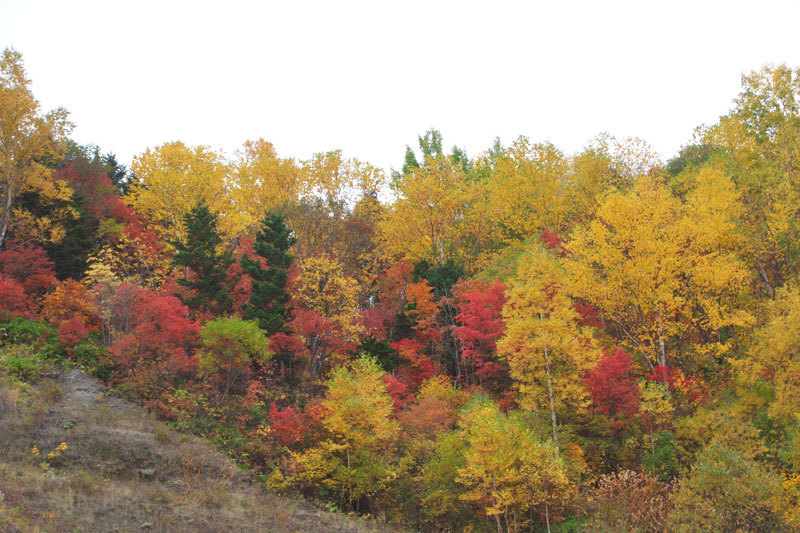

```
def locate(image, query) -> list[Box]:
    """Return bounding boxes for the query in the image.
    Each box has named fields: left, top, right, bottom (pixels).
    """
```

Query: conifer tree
left=171, top=201, right=233, bottom=314
left=241, top=212, right=296, bottom=335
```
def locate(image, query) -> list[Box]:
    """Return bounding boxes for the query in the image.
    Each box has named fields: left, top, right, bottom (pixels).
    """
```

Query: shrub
left=0, top=344, right=45, bottom=382
left=584, top=469, right=673, bottom=532
left=668, top=443, right=789, bottom=532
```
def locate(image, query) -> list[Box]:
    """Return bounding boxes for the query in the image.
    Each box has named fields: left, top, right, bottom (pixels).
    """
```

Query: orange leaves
left=42, top=279, right=100, bottom=330
left=405, top=281, right=440, bottom=343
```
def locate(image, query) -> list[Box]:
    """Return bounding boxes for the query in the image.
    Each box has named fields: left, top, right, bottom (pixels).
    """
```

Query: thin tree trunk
left=543, top=344, right=559, bottom=447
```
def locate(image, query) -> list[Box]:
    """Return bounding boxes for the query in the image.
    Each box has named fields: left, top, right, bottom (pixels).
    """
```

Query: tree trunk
left=543, top=344, right=559, bottom=447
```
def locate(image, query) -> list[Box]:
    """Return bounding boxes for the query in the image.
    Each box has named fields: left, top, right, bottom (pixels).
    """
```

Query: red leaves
left=539, top=229, right=567, bottom=257
left=585, top=348, right=640, bottom=422
left=0, top=274, right=37, bottom=319
left=0, top=242, right=57, bottom=298
left=647, top=365, right=709, bottom=406
left=57, top=315, right=89, bottom=347
left=381, top=374, right=411, bottom=412
left=455, top=281, right=507, bottom=383
left=110, top=288, right=201, bottom=377
left=269, top=402, right=305, bottom=446
left=391, top=338, right=435, bottom=390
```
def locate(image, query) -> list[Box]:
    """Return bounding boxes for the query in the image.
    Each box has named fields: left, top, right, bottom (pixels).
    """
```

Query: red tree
left=585, top=348, right=640, bottom=424
left=0, top=274, right=37, bottom=319
left=455, top=280, right=507, bottom=386
left=110, top=289, right=201, bottom=377
left=0, top=242, right=57, bottom=297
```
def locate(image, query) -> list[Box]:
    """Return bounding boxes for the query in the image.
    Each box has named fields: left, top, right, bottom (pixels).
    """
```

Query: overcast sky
left=2, top=0, right=800, bottom=172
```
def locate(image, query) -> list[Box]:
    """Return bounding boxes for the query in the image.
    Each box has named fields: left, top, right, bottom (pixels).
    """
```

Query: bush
left=0, top=317, right=54, bottom=346
left=584, top=469, right=673, bottom=532
left=668, top=443, right=789, bottom=532
left=0, top=344, right=45, bottom=382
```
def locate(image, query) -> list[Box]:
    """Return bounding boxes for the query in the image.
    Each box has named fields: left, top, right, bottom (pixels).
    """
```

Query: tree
left=241, top=212, right=296, bottom=335
left=197, top=317, right=270, bottom=406
left=171, top=202, right=234, bottom=315
left=736, top=285, right=800, bottom=425
left=280, top=356, right=400, bottom=513
left=0, top=48, right=73, bottom=248
left=292, top=254, right=362, bottom=386
left=127, top=141, right=232, bottom=243
left=455, top=280, right=508, bottom=387
left=703, top=65, right=800, bottom=292
left=456, top=395, right=571, bottom=532
left=498, top=245, right=600, bottom=445
left=109, top=288, right=201, bottom=384
left=230, top=139, right=301, bottom=235
left=482, top=137, right=571, bottom=242
left=567, top=171, right=752, bottom=372
left=381, top=155, right=484, bottom=270
left=0, top=241, right=57, bottom=297
left=0, top=274, right=36, bottom=319
left=584, top=348, right=640, bottom=425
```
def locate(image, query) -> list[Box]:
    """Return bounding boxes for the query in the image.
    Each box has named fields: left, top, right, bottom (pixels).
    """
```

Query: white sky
left=2, top=0, right=800, bottom=173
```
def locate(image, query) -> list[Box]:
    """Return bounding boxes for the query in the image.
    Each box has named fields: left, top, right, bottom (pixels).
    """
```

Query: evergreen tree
left=241, top=212, right=296, bottom=335
left=171, top=202, right=233, bottom=314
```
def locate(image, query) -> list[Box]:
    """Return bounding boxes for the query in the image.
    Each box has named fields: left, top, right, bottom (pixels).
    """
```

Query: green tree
left=171, top=201, right=234, bottom=314
left=198, top=317, right=270, bottom=406
left=240, top=212, right=296, bottom=335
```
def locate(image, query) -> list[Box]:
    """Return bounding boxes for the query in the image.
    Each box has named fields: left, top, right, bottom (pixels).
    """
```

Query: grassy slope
left=0, top=367, right=399, bottom=533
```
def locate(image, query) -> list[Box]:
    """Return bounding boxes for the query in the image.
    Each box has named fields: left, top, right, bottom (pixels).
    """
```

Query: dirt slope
left=0, top=368, right=397, bottom=533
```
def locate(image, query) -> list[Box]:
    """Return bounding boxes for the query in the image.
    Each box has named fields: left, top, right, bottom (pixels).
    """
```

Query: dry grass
left=0, top=368, right=401, bottom=533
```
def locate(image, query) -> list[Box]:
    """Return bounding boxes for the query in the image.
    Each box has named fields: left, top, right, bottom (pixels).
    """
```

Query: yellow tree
left=280, top=356, right=400, bottom=512
left=282, top=150, right=386, bottom=262
left=127, top=141, right=232, bottom=243
left=703, top=65, right=800, bottom=292
left=293, top=253, right=363, bottom=385
left=497, top=245, right=600, bottom=445
left=0, top=48, right=73, bottom=248
left=736, top=286, right=800, bottom=425
left=229, top=138, right=302, bottom=236
left=482, top=137, right=570, bottom=242
left=380, top=156, right=482, bottom=269
left=456, top=394, right=570, bottom=532
left=567, top=171, right=752, bottom=372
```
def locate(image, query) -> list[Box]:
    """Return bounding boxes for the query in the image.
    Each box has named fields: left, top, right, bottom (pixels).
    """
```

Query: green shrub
left=0, top=344, right=45, bottom=382
left=0, top=318, right=52, bottom=346
left=669, top=443, right=789, bottom=532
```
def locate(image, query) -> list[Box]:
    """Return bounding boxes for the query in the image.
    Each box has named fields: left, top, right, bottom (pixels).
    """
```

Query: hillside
left=0, top=366, right=396, bottom=533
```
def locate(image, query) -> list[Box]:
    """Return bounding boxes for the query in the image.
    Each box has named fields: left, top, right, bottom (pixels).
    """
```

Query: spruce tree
left=241, top=212, right=296, bottom=335
left=171, top=202, right=234, bottom=314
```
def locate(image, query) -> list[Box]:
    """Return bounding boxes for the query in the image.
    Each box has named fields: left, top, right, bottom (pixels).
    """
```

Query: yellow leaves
left=231, top=139, right=302, bottom=235
left=0, top=48, right=73, bottom=246
left=498, top=245, right=599, bottom=413
left=740, top=286, right=800, bottom=425
left=380, top=156, right=480, bottom=269
left=482, top=138, right=569, bottom=241
left=128, top=141, right=232, bottom=243
left=455, top=396, right=571, bottom=521
left=566, top=173, right=752, bottom=367
left=322, top=357, right=399, bottom=452
left=295, top=254, right=363, bottom=341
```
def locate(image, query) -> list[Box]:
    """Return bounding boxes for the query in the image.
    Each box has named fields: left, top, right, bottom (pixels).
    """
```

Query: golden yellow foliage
left=567, top=172, right=752, bottom=370
left=0, top=48, right=73, bottom=247
left=128, top=141, right=233, bottom=243
left=498, top=245, right=600, bottom=442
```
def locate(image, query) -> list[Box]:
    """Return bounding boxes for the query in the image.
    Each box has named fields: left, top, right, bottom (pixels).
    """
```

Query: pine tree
left=241, top=212, right=296, bottom=335
left=171, top=202, right=233, bottom=314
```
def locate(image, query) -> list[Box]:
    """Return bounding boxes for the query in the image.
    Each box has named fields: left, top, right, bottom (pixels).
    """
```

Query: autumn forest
left=3, top=47, right=800, bottom=531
